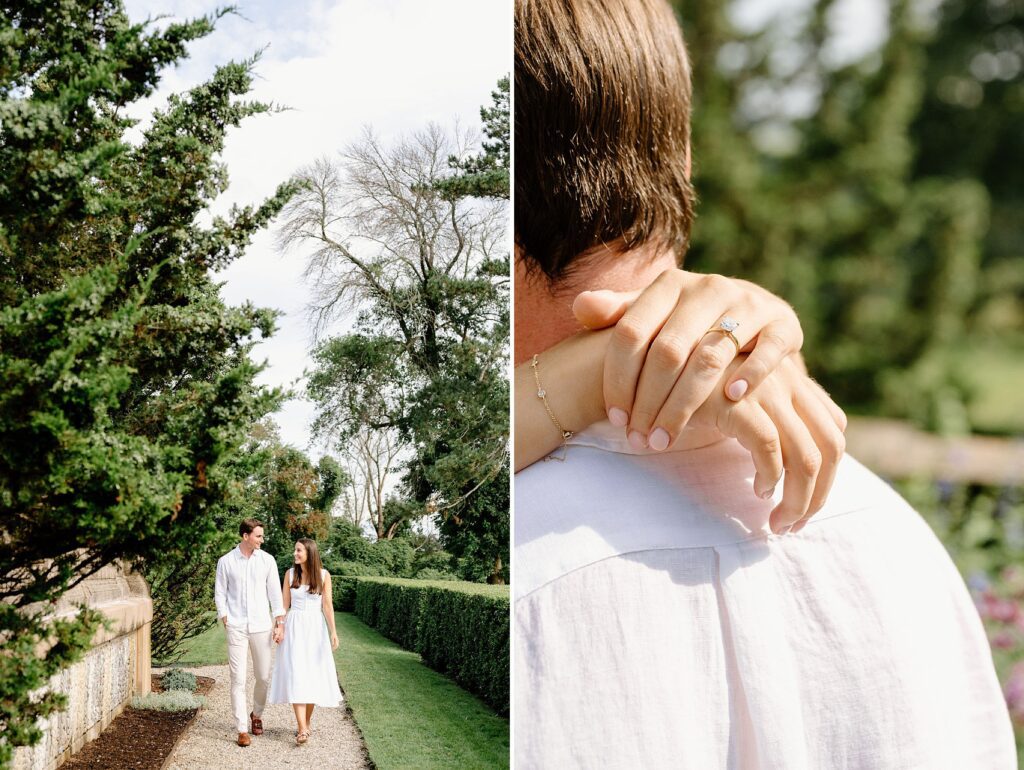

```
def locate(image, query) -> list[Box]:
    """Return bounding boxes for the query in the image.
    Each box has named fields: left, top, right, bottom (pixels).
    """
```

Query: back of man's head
left=515, top=0, right=696, bottom=284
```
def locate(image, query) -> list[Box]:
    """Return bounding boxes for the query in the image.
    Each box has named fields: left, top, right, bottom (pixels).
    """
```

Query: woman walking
left=268, top=538, right=343, bottom=745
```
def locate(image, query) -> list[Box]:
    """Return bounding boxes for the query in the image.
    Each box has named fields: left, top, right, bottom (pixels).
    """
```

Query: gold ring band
left=702, top=327, right=741, bottom=353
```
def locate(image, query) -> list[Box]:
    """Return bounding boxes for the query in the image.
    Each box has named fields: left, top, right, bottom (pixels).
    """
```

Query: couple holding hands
left=214, top=518, right=342, bottom=747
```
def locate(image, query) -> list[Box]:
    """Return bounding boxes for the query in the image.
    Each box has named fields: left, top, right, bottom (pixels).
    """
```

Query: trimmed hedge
left=417, top=587, right=509, bottom=718
left=333, top=575, right=358, bottom=612
left=331, top=562, right=386, bottom=612
left=351, top=577, right=509, bottom=715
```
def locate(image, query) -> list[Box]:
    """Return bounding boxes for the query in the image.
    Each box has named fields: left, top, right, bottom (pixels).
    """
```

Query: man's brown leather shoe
left=250, top=712, right=264, bottom=736
left=237, top=732, right=251, bottom=747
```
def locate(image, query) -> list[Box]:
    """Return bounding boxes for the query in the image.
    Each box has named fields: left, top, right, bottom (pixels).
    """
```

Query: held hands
left=575, top=268, right=846, bottom=534
left=273, top=626, right=284, bottom=644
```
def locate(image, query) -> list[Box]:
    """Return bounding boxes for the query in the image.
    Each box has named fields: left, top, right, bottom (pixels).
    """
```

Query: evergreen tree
left=0, top=3, right=290, bottom=761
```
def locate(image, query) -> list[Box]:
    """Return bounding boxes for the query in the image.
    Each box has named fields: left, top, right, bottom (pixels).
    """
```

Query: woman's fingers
left=759, top=396, right=821, bottom=534
left=724, top=319, right=803, bottom=401
left=571, top=288, right=641, bottom=330
left=642, top=329, right=741, bottom=446
left=601, top=271, right=694, bottom=428
left=788, top=384, right=847, bottom=534
left=807, top=377, right=848, bottom=432
left=715, top=400, right=785, bottom=499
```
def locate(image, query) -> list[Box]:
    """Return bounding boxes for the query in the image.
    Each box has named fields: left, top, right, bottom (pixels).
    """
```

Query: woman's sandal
left=296, top=730, right=310, bottom=745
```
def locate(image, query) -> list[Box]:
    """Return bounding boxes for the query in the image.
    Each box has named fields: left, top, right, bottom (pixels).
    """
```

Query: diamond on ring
left=719, top=317, right=739, bottom=332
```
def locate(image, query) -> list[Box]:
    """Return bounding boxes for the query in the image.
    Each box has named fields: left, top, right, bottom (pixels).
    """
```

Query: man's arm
left=214, top=556, right=228, bottom=626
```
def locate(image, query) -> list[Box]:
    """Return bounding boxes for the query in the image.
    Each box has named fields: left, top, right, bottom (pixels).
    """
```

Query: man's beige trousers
left=226, top=625, right=273, bottom=734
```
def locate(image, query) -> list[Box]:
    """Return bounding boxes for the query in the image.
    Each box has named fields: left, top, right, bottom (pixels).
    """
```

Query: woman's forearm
left=323, top=597, right=337, bottom=634
left=514, top=328, right=612, bottom=471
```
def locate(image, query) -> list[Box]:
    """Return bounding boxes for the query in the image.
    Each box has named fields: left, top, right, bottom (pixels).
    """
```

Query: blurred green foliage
left=676, top=0, right=1024, bottom=434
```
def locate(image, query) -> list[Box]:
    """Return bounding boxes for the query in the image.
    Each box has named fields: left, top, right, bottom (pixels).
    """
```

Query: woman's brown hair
left=290, top=538, right=325, bottom=596
left=515, top=0, right=696, bottom=283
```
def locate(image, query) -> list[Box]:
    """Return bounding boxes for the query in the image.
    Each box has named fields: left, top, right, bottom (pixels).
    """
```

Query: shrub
left=354, top=578, right=426, bottom=651
left=353, top=577, right=509, bottom=714
left=417, top=584, right=509, bottom=716
left=132, top=691, right=207, bottom=712
left=161, top=668, right=198, bottom=693
left=412, top=568, right=459, bottom=581
left=331, top=562, right=385, bottom=611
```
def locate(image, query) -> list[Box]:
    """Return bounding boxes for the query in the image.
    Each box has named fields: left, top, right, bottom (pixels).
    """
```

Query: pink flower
left=980, top=595, right=1019, bottom=624
left=991, top=631, right=1017, bottom=650
left=1005, top=664, right=1024, bottom=724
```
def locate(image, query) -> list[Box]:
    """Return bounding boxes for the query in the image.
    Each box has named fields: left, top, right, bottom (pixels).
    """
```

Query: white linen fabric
left=268, top=568, right=343, bottom=707
left=214, top=546, right=285, bottom=633
left=514, top=421, right=1016, bottom=769
left=226, top=627, right=272, bottom=733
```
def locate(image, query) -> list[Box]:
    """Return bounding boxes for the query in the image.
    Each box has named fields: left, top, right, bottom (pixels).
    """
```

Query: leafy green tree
left=320, top=516, right=457, bottom=579
left=434, top=75, right=510, bottom=201
left=225, top=426, right=347, bottom=573
left=675, top=0, right=1003, bottom=431
left=912, top=0, right=1024, bottom=342
left=0, top=3, right=290, bottom=761
left=284, top=90, right=510, bottom=582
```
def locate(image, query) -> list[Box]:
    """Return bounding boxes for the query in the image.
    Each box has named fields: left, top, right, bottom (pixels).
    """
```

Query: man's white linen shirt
left=214, top=546, right=284, bottom=633
left=514, top=422, right=1016, bottom=769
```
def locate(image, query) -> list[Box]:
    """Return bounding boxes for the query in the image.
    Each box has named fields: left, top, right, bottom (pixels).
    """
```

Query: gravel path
left=163, top=662, right=370, bottom=769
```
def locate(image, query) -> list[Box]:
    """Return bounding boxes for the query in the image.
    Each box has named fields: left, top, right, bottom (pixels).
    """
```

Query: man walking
left=214, top=518, right=285, bottom=747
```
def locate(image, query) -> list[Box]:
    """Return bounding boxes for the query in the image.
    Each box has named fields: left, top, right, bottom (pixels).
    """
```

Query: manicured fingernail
left=627, top=430, right=647, bottom=450
left=608, top=407, right=628, bottom=427
left=778, top=524, right=792, bottom=536
left=648, top=428, right=670, bottom=451
left=759, top=485, right=776, bottom=500
left=727, top=379, right=748, bottom=400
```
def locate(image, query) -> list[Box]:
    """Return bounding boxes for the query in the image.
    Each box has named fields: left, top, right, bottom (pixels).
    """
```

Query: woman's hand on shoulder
left=574, top=268, right=846, bottom=533
left=573, top=268, right=804, bottom=438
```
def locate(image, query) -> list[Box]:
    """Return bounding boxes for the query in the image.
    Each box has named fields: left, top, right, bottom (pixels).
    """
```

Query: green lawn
left=159, top=613, right=509, bottom=769
left=156, top=618, right=227, bottom=667
left=334, top=611, right=509, bottom=770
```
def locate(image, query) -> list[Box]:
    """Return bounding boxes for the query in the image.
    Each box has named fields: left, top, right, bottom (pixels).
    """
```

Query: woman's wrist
left=542, top=329, right=611, bottom=429
left=514, top=329, right=611, bottom=471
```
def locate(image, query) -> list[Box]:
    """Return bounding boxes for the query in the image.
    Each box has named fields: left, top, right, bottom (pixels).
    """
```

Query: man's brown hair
left=239, top=518, right=263, bottom=537
left=515, top=0, right=696, bottom=282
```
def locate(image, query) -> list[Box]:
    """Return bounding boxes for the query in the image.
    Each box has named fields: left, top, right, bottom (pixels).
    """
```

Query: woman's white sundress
left=268, top=568, right=343, bottom=707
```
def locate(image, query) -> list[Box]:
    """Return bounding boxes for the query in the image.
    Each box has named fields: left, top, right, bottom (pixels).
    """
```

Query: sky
left=117, top=0, right=881, bottom=456
left=123, top=0, right=511, bottom=453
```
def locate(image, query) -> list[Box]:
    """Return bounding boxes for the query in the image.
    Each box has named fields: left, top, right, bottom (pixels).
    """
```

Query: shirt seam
left=515, top=503, right=876, bottom=602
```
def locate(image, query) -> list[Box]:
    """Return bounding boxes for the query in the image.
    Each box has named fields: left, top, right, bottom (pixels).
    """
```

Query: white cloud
left=123, top=0, right=511, bottom=451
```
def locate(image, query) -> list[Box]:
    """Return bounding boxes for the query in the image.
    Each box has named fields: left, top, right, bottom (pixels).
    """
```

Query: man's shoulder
left=217, top=547, right=236, bottom=564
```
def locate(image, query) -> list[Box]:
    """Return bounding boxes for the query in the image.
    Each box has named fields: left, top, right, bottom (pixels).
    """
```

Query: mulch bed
left=62, top=675, right=215, bottom=770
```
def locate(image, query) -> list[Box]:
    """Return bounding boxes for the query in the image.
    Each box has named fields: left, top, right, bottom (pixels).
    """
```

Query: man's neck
left=515, top=244, right=726, bottom=452
left=239, top=542, right=255, bottom=558
left=514, top=244, right=676, bottom=365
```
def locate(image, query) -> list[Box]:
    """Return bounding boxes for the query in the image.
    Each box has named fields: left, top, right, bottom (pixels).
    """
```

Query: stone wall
left=12, top=562, right=152, bottom=770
